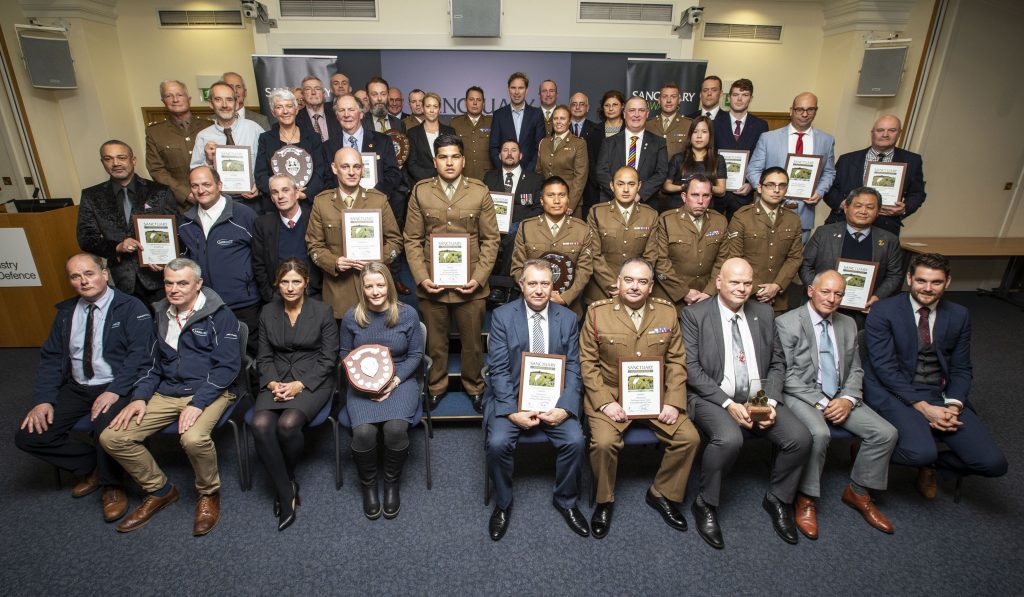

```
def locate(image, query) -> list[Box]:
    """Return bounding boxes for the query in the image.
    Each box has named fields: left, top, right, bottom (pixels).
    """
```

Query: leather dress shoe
left=116, top=486, right=180, bottom=533
left=590, top=502, right=613, bottom=539
left=916, top=467, right=937, bottom=500
left=471, top=394, right=484, bottom=414
left=489, top=506, right=511, bottom=541
left=71, top=469, right=100, bottom=498
left=645, top=489, right=687, bottom=532
left=554, top=503, right=590, bottom=537
left=762, top=493, right=799, bottom=545
left=193, top=492, right=221, bottom=536
left=794, top=494, right=818, bottom=540
left=428, top=393, right=446, bottom=411
left=691, top=496, right=724, bottom=549
left=102, top=486, right=128, bottom=522
left=842, top=484, right=894, bottom=534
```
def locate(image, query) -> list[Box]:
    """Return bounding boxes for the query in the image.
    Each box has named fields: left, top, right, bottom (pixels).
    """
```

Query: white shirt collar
left=80, top=285, right=114, bottom=315
left=280, top=205, right=302, bottom=227
left=717, top=296, right=745, bottom=322
left=199, top=195, right=227, bottom=225
left=167, top=291, right=207, bottom=323
left=806, top=302, right=832, bottom=327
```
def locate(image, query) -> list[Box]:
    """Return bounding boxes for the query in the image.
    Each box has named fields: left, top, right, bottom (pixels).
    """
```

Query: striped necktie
left=627, top=136, right=638, bottom=168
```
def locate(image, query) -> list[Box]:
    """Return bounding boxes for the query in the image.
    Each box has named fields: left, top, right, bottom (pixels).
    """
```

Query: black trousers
left=15, top=382, right=130, bottom=486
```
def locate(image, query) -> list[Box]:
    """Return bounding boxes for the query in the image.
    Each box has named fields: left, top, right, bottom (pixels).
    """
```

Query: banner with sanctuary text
left=251, top=54, right=338, bottom=122
left=626, top=59, right=708, bottom=115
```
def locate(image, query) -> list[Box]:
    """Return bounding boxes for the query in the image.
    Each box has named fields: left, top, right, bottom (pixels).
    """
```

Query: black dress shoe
left=489, top=506, right=511, bottom=541
left=692, top=496, right=724, bottom=549
left=428, top=393, right=446, bottom=411
left=487, top=287, right=509, bottom=305
left=554, top=503, right=590, bottom=537
left=471, top=394, right=484, bottom=414
left=590, top=502, right=614, bottom=539
left=645, top=489, right=687, bottom=532
left=762, top=493, right=799, bottom=545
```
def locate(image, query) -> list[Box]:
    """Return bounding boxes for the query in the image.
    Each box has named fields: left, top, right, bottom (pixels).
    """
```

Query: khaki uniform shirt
left=449, top=114, right=493, bottom=182
left=653, top=208, right=728, bottom=306
left=585, top=201, right=659, bottom=305
left=145, top=116, right=211, bottom=209
left=645, top=113, right=693, bottom=160
left=510, top=215, right=594, bottom=315
left=535, top=134, right=589, bottom=213
left=724, top=202, right=804, bottom=311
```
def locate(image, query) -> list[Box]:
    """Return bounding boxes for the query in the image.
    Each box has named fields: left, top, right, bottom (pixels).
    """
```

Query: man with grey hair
left=222, top=71, right=269, bottom=130
left=296, top=75, right=341, bottom=143
left=146, top=80, right=211, bottom=209
left=100, top=257, right=241, bottom=536
left=253, top=173, right=321, bottom=302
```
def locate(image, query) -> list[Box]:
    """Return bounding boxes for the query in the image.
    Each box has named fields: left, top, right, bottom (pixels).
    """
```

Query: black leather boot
left=382, top=447, right=409, bottom=519
left=352, top=447, right=381, bottom=520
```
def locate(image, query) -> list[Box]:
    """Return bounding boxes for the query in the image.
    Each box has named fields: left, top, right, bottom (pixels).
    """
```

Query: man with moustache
left=330, top=72, right=352, bottom=99
left=489, top=72, right=547, bottom=171
left=538, top=80, right=559, bottom=135
left=253, top=174, right=322, bottom=302
left=296, top=76, right=342, bottom=143
left=714, top=79, right=768, bottom=220
left=686, top=75, right=726, bottom=121
left=146, top=80, right=211, bottom=210
left=190, top=81, right=263, bottom=210
left=222, top=71, right=269, bottom=131
left=596, top=96, right=668, bottom=206
left=362, top=76, right=405, bottom=134
left=646, top=82, right=693, bottom=161
left=450, top=86, right=493, bottom=181
left=77, top=140, right=177, bottom=306
left=402, top=89, right=426, bottom=131
left=652, top=174, right=728, bottom=311
left=307, top=147, right=403, bottom=320
left=585, top=166, right=659, bottom=306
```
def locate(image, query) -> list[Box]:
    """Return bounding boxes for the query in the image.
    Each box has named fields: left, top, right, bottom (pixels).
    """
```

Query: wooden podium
left=0, top=206, right=80, bottom=347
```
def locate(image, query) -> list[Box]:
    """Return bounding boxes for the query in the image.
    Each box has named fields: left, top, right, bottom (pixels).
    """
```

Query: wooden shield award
left=343, top=344, right=396, bottom=394
left=386, top=130, right=411, bottom=169
left=271, top=145, right=314, bottom=189
left=539, top=251, right=576, bottom=294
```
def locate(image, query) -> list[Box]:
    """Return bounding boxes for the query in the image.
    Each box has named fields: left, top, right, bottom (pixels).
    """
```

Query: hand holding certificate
left=835, top=258, right=879, bottom=311
left=490, top=192, right=513, bottom=234
left=429, top=234, right=471, bottom=288
left=214, top=145, right=253, bottom=194
left=359, top=152, right=379, bottom=190
left=618, top=358, right=663, bottom=419
left=864, top=161, right=908, bottom=206
left=133, top=215, right=178, bottom=266
left=517, top=353, right=566, bottom=412
left=342, top=209, right=384, bottom=261
left=718, top=150, right=750, bottom=192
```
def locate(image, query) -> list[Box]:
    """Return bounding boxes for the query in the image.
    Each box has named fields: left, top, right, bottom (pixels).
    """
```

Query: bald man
left=746, top=92, right=836, bottom=241
left=825, top=114, right=926, bottom=236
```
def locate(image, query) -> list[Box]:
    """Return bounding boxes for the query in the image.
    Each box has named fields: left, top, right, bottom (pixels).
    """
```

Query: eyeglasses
left=762, top=182, right=789, bottom=191
left=791, top=107, right=818, bottom=114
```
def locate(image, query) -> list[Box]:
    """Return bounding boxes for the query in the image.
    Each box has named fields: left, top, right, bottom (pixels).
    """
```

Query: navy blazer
left=254, top=124, right=327, bottom=199
left=714, top=113, right=769, bottom=153
left=33, top=289, right=155, bottom=405
left=863, top=293, right=972, bottom=408
left=295, top=107, right=344, bottom=146
left=484, top=300, right=583, bottom=418
left=404, top=122, right=457, bottom=185
left=488, top=104, right=547, bottom=171
left=825, top=147, right=926, bottom=235
left=322, top=128, right=403, bottom=200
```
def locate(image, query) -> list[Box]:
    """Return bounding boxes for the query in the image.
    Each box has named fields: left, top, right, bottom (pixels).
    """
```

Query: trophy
left=343, top=344, right=396, bottom=394
left=539, top=251, right=576, bottom=294
left=745, top=384, right=772, bottom=423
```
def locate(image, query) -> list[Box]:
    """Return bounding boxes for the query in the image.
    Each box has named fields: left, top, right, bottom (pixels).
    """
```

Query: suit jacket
left=575, top=119, right=605, bottom=204
left=482, top=168, right=543, bottom=224
left=824, top=147, right=926, bottom=235
left=404, top=122, right=457, bottom=184
left=255, top=296, right=338, bottom=393
left=252, top=208, right=322, bottom=303
left=595, top=130, right=668, bottom=205
left=747, top=126, right=837, bottom=231
left=863, top=293, right=973, bottom=408
left=774, top=305, right=863, bottom=407
left=322, top=128, right=403, bottom=200
left=714, top=113, right=770, bottom=207
left=535, top=134, right=589, bottom=212
left=361, top=112, right=406, bottom=135
left=295, top=107, right=343, bottom=145
left=254, top=125, right=326, bottom=199
left=681, top=297, right=783, bottom=406
left=799, top=222, right=903, bottom=299
left=76, top=176, right=177, bottom=295
left=244, top=109, right=270, bottom=131
left=488, top=104, right=547, bottom=171
left=484, top=299, right=583, bottom=417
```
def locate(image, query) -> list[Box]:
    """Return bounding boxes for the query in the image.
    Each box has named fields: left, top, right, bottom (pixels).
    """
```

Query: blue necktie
left=819, top=320, right=839, bottom=397
left=349, top=135, right=358, bottom=149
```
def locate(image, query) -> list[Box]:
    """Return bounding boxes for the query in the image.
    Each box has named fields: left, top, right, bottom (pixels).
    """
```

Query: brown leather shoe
left=842, top=484, right=894, bottom=534
left=916, top=467, right=937, bottom=500
left=71, top=469, right=100, bottom=498
left=193, top=492, right=221, bottom=536
left=102, top=486, right=128, bottom=522
left=794, top=494, right=818, bottom=540
left=116, top=486, right=180, bottom=533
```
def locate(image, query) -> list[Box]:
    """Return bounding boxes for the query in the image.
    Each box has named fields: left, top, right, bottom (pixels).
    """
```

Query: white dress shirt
left=806, top=303, right=857, bottom=407
left=70, top=287, right=115, bottom=385
left=190, top=117, right=263, bottom=169
left=729, top=113, right=748, bottom=137
left=165, top=291, right=207, bottom=350
left=280, top=205, right=302, bottom=228
left=787, top=124, right=816, bottom=154
left=623, top=129, right=645, bottom=166
left=525, top=301, right=550, bottom=354
left=717, top=298, right=774, bottom=408
left=700, top=106, right=721, bottom=120
left=908, top=295, right=962, bottom=409
left=502, top=165, right=522, bottom=196
left=198, top=195, right=227, bottom=237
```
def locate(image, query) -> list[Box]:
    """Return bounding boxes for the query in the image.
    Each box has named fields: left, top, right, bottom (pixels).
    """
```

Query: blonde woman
left=404, top=92, right=457, bottom=183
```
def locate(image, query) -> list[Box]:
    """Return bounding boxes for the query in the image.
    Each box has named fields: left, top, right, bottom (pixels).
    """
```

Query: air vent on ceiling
left=703, top=22, right=784, bottom=42
left=279, top=0, right=377, bottom=18
left=579, top=2, right=674, bottom=23
left=158, top=10, right=243, bottom=28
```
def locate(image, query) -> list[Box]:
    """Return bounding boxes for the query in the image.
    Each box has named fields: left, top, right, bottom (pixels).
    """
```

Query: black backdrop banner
left=251, top=54, right=337, bottom=120
left=626, top=59, right=708, bottom=115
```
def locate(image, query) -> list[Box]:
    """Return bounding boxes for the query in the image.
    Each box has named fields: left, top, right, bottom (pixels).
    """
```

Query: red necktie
left=795, top=132, right=805, bottom=155
left=917, top=307, right=931, bottom=347
left=287, top=220, right=296, bottom=229
left=733, top=119, right=741, bottom=142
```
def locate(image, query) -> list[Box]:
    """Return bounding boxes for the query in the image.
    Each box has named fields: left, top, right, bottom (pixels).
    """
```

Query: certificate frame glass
left=783, top=153, right=823, bottom=201
left=618, top=357, right=664, bottom=419
left=490, top=192, right=513, bottom=234
left=359, top=152, right=379, bottom=190
left=517, top=352, right=567, bottom=413
left=429, top=233, right=471, bottom=288
left=835, top=257, right=880, bottom=311
left=132, top=214, right=178, bottom=266
left=214, top=145, right=253, bottom=194
left=341, top=209, right=384, bottom=262
left=863, top=161, right=908, bottom=206
left=718, top=149, right=750, bottom=192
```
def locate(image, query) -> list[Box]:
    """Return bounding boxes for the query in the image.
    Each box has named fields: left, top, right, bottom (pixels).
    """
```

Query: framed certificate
left=517, top=353, right=566, bottom=413
left=864, top=161, right=908, bottom=206
left=342, top=209, right=383, bottom=261
left=835, top=258, right=880, bottom=311
left=618, top=357, right=663, bottom=419
left=490, top=192, right=513, bottom=234
left=132, top=215, right=178, bottom=266
left=783, top=153, right=823, bottom=201
left=718, top=150, right=750, bottom=192
left=214, top=145, right=253, bottom=194
left=429, top=233, right=471, bottom=288
left=360, top=152, right=379, bottom=190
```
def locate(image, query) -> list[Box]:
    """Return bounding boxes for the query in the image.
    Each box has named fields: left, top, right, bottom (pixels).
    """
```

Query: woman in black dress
left=661, top=115, right=727, bottom=212
left=252, top=258, right=338, bottom=531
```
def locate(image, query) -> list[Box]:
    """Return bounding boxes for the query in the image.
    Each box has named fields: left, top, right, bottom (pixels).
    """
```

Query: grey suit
left=799, top=222, right=904, bottom=300
left=773, top=304, right=896, bottom=497
left=244, top=109, right=270, bottom=131
left=681, top=297, right=811, bottom=507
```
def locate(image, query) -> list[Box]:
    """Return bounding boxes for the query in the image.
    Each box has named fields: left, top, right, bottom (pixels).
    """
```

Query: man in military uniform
left=581, top=258, right=700, bottom=539
left=306, top=147, right=403, bottom=320
left=510, top=176, right=594, bottom=317
left=653, top=174, right=728, bottom=310
left=402, top=89, right=426, bottom=131
left=584, top=166, right=658, bottom=306
left=449, top=86, right=493, bottom=181
left=404, top=134, right=500, bottom=413
left=645, top=83, right=692, bottom=160
left=724, top=167, right=803, bottom=313
left=145, top=80, right=211, bottom=210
